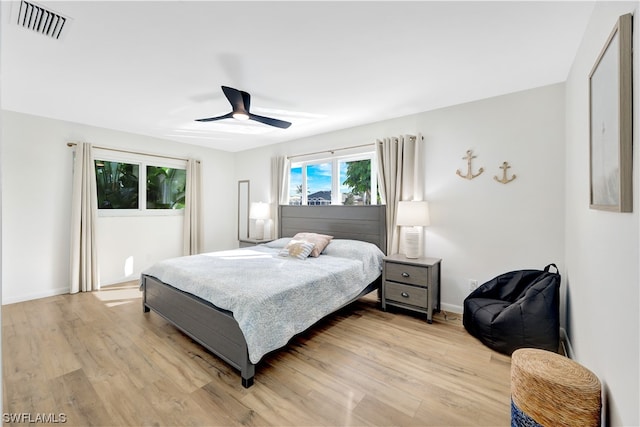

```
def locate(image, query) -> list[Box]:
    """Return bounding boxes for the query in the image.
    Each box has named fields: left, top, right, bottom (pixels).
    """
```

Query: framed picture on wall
left=588, top=13, right=633, bottom=212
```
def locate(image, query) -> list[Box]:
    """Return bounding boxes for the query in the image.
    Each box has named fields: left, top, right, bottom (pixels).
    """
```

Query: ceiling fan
left=195, top=86, right=292, bottom=129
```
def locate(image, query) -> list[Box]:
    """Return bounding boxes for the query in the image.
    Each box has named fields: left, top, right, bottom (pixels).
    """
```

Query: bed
left=140, top=205, right=386, bottom=387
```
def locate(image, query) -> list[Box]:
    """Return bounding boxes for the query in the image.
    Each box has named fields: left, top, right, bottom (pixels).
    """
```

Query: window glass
left=307, top=162, right=332, bottom=205
left=289, top=166, right=303, bottom=205
left=340, top=159, right=372, bottom=205
left=146, top=166, right=187, bottom=209
left=95, top=160, right=139, bottom=209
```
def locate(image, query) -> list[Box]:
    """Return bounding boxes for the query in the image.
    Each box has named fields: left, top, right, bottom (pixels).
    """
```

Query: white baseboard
left=560, top=327, right=575, bottom=359
left=441, top=302, right=463, bottom=314
left=2, top=286, right=69, bottom=305
left=100, top=275, right=140, bottom=287
left=1, top=277, right=140, bottom=305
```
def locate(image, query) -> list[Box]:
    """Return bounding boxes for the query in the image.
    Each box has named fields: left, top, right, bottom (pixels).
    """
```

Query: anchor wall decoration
left=494, top=161, right=517, bottom=184
left=456, top=149, right=484, bottom=180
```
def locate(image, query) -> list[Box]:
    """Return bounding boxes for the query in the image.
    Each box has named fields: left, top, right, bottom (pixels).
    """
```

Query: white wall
left=422, top=84, right=565, bottom=310
left=97, top=215, right=184, bottom=285
left=236, top=83, right=566, bottom=313
left=1, top=111, right=237, bottom=303
left=564, top=3, right=639, bottom=426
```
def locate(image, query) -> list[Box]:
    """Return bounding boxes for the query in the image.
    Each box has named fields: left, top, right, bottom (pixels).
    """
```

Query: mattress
left=141, top=238, right=384, bottom=363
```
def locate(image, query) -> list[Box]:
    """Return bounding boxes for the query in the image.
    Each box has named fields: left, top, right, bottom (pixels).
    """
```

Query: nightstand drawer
left=385, top=262, right=428, bottom=286
left=384, top=282, right=428, bottom=308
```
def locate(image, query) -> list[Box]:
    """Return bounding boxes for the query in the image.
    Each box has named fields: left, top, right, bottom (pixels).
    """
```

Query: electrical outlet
left=469, top=279, right=478, bottom=291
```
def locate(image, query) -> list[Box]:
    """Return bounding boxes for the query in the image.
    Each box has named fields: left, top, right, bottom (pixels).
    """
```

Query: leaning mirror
left=238, top=180, right=250, bottom=240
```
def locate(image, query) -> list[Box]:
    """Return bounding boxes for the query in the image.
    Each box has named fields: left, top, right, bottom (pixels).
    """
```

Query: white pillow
left=278, top=240, right=316, bottom=260
left=263, top=237, right=292, bottom=248
left=323, top=239, right=384, bottom=260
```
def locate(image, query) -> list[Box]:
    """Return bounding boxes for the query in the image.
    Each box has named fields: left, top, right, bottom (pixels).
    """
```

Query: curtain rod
left=286, top=134, right=422, bottom=160
left=287, top=143, right=374, bottom=160
left=66, top=142, right=200, bottom=163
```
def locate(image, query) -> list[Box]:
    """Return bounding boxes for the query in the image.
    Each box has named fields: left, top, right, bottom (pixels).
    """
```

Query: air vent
left=13, top=1, right=71, bottom=40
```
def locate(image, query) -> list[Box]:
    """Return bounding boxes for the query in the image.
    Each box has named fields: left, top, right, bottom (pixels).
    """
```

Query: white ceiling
left=1, top=1, right=595, bottom=152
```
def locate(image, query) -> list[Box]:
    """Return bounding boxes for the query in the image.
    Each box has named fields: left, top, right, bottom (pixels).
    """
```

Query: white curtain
left=69, top=142, right=100, bottom=293
left=271, top=156, right=290, bottom=237
left=376, top=133, right=424, bottom=255
left=183, top=159, right=202, bottom=255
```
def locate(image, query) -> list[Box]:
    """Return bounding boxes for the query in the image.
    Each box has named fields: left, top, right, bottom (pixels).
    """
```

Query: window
left=95, top=160, right=139, bottom=209
left=94, top=150, right=187, bottom=215
left=146, top=166, right=186, bottom=209
left=289, top=151, right=378, bottom=206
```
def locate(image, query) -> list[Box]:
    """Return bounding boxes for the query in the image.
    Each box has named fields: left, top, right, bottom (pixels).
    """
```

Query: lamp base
left=404, top=228, right=420, bottom=259
left=254, top=219, right=264, bottom=240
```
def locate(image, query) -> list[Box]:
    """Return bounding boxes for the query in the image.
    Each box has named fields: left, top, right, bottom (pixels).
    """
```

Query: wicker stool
left=510, top=348, right=601, bottom=427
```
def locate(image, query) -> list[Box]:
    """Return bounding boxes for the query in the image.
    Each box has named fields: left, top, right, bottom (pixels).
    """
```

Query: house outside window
left=289, top=151, right=378, bottom=206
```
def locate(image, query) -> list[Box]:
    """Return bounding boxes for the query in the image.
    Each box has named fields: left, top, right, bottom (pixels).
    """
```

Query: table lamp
left=249, top=202, right=270, bottom=240
left=396, top=201, right=430, bottom=258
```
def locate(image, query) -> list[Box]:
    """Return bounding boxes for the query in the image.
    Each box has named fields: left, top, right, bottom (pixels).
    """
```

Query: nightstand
left=381, top=254, right=441, bottom=323
left=238, top=238, right=273, bottom=248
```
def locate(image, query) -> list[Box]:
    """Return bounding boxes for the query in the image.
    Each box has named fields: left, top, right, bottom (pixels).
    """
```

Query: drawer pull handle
left=401, top=292, right=409, bottom=298
left=401, top=272, right=410, bottom=278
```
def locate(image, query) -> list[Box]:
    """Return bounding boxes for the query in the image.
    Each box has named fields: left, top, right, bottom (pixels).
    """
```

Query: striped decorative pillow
left=278, top=240, right=316, bottom=260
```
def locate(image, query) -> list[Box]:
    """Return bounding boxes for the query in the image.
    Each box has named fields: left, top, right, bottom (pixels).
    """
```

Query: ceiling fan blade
left=221, top=86, right=247, bottom=114
left=249, top=113, right=292, bottom=129
left=195, top=112, right=233, bottom=122
left=241, top=90, right=251, bottom=112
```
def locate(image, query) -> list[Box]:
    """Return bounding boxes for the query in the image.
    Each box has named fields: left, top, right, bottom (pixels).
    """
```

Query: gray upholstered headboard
left=278, top=205, right=387, bottom=254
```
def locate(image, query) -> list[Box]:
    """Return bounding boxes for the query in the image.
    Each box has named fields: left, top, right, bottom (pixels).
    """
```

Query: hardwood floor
left=3, top=282, right=512, bottom=426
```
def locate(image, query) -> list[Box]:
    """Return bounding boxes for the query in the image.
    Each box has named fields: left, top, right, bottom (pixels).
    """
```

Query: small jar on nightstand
left=381, top=254, right=442, bottom=323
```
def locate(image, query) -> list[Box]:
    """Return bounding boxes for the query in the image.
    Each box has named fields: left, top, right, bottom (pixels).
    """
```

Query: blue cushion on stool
left=511, top=399, right=542, bottom=427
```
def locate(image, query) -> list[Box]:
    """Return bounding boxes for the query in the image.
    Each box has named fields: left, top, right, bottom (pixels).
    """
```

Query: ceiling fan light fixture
left=232, top=112, right=250, bottom=121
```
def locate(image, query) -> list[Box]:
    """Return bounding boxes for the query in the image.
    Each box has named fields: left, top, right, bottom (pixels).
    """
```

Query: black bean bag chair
left=463, top=264, right=560, bottom=355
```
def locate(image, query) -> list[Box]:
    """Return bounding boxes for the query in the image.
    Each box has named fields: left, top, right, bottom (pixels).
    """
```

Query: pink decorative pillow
left=292, top=232, right=333, bottom=257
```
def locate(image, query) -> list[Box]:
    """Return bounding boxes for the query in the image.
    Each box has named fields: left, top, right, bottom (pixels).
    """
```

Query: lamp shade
left=396, top=201, right=430, bottom=227
left=249, top=202, right=270, bottom=220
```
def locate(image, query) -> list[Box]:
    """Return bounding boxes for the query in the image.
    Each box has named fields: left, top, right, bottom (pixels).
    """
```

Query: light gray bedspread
left=142, top=240, right=383, bottom=363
